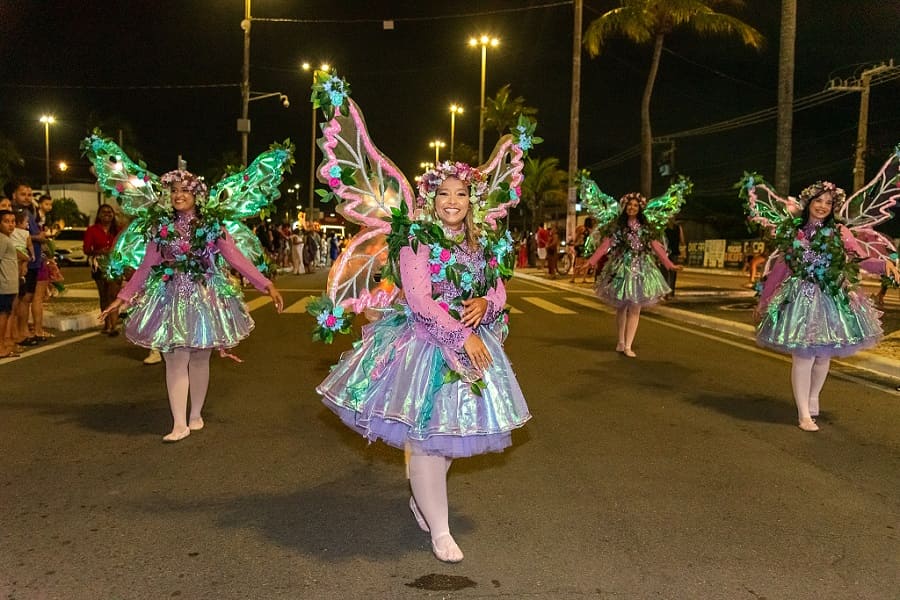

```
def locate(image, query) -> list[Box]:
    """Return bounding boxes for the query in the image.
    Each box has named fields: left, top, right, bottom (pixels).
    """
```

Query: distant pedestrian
left=663, top=216, right=685, bottom=298
left=83, top=203, right=122, bottom=335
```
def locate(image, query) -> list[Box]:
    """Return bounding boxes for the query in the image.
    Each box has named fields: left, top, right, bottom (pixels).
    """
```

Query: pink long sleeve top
left=399, top=242, right=506, bottom=351
left=119, top=229, right=271, bottom=301
left=587, top=220, right=677, bottom=271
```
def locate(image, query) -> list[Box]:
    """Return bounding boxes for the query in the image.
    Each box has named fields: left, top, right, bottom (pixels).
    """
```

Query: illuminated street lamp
left=419, top=161, right=434, bottom=171
left=302, top=61, right=332, bottom=222
left=429, top=140, right=446, bottom=164
left=58, top=161, right=68, bottom=199
left=449, top=104, right=464, bottom=160
left=468, top=34, right=499, bottom=163
left=40, top=115, right=55, bottom=192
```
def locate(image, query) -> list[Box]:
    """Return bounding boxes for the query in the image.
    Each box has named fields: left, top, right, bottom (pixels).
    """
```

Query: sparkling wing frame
left=739, top=173, right=801, bottom=236
left=838, top=146, right=900, bottom=262
left=643, top=177, right=691, bottom=234
left=81, top=135, right=164, bottom=276
left=473, top=134, right=525, bottom=230
left=317, top=98, right=416, bottom=311
left=207, top=144, right=294, bottom=269
left=576, top=171, right=619, bottom=233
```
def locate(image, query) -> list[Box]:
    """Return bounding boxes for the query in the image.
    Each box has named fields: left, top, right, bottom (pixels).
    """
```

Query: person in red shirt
left=83, top=204, right=122, bottom=335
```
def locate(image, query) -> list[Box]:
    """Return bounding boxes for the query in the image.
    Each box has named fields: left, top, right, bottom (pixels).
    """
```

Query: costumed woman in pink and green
left=84, top=135, right=292, bottom=441
left=305, top=70, right=532, bottom=563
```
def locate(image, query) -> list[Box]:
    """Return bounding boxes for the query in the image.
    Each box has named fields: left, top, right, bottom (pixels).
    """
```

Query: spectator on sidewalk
left=5, top=181, right=46, bottom=347
left=546, top=225, right=560, bottom=279
left=0, top=209, right=21, bottom=357
left=535, top=223, right=549, bottom=268
left=30, top=194, right=54, bottom=341
left=570, top=217, right=595, bottom=283
left=663, top=216, right=685, bottom=299
left=84, top=203, right=123, bottom=336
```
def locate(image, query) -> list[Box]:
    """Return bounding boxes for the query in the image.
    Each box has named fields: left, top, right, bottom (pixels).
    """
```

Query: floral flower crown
left=415, top=161, right=489, bottom=211
left=619, top=192, right=647, bottom=211
left=798, top=180, right=846, bottom=212
left=160, top=170, right=208, bottom=198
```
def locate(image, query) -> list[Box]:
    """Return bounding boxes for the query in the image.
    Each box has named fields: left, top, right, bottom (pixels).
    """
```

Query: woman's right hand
left=99, top=298, right=127, bottom=321
left=463, top=334, right=493, bottom=371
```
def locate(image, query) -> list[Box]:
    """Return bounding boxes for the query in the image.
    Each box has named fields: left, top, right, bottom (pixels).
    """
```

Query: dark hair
left=800, top=197, right=836, bottom=227
left=617, top=198, right=646, bottom=229
left=39, top=194, right=52, bottom=202
left=583, top=217, right=595, bottom=229
left=3, top=180, right=29, bottom=198
left=0, top=209, right=14, bottom=220
left=94, top=204, right=121, bottom=236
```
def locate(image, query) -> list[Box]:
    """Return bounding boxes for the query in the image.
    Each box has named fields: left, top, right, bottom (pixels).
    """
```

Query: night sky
left=1, top=0, right=898, bottom=227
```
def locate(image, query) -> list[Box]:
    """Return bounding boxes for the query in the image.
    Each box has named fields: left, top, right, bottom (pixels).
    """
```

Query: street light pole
left=468, top=35, right=498, bottom=164
left=449, top=104, right=463, bottom=161
left=302, top=62, right=331, bottom=223
left=429, top=140, right=445, bottom=164
left=58, top=162, right=68, bottom=199
left=40, top=115, right=55, bottom=193
left=239, top=0, right=252, bottom=166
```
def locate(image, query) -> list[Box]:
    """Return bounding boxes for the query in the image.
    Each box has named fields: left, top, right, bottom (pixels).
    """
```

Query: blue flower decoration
left=328, top=165, right=342, bottom=178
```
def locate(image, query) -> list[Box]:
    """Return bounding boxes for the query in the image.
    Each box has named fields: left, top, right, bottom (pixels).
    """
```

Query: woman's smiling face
left=434, top=176, right=469, bottom=229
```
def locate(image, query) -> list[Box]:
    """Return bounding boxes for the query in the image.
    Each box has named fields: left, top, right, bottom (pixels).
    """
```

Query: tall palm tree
left=521, top=156, right=569, bottom=229
left=775, top=0, right=796, bottom=195
left=584, top=0, right=763, bottom=197
left=484, top=84, right=538, bottom=139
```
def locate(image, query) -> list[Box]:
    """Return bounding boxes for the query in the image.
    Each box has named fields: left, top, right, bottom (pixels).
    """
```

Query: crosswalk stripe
left=284, top=297, right=312, bottom=314
left=564, top=296, right=610, bottom=312
left=506, top=305, right=523, bottom=314
left=521, top=296, right=577, bottom=314
left=246, top=297, right=272, bottom=312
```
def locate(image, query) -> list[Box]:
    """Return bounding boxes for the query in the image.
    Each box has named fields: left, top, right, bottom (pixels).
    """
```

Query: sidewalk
left=513, top=266, right=900, bottom=384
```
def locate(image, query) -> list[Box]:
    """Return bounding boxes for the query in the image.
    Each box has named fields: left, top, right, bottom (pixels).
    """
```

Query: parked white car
left=52, top=227, right=88, bottom=265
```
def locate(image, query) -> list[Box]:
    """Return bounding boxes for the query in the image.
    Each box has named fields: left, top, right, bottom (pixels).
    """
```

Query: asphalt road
left=2, top=273, right=898, bottom=599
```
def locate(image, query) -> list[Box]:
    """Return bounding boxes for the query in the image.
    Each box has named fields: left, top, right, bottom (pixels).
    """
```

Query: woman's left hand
left=267, top=285, right=284, bottom=313
left=461, top=297, right=489, bottom=328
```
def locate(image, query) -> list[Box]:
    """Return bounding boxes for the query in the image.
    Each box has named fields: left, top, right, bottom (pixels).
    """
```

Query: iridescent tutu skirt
left=595, top=251, right=671, bottom=307
left=317, top=309, right=531, bottom=458
left=123, top=272, right=254, bottom=352
left=757, top=277, right=883, bottom=357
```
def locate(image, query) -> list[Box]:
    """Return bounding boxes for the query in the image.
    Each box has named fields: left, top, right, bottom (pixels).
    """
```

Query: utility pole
left=827, top=59, right=896, bottom=191
left=238, top=0, right=252, bottom=166
left=774, top=0, right=796, bottom=196
left=566, top=0, right=583, bottom=246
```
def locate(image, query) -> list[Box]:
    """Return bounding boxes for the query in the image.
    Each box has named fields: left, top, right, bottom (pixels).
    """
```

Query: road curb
left=512, top=271, right=900, bottom=382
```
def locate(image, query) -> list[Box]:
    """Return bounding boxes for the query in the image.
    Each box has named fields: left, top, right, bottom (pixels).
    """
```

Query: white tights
left=163, top=348, right=212, bottom=433
left=616, top=304, right=642, bottom=350
left=791, top=354, right=831, bottom=421
left=408, top=450, right=461, bottom=560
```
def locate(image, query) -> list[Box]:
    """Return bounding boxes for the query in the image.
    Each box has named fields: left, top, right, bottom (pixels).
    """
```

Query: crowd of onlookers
left=0, top=180, right=61, bottom=358
left=253, top=221, right=346, bottom=276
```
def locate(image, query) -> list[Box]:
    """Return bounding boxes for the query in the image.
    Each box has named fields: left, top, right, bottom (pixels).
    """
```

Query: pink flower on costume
left=160, top=225, right=169, bottom=237
left=488, top=257, right=498, bottom=268
left=178, top=241, right=191, bottom=253
left=439, top=249, right=451, bottom=263
left=796, top=230, right=806, bottom=240
left=325, top=314, right=338, bottom=328
left=115, top=183, right=125, bottom=193
left=430, top=263, right=442, bottom=274
left=438, top=302, right=450, bottom=312
left=329, top=177, right=341, bottom=188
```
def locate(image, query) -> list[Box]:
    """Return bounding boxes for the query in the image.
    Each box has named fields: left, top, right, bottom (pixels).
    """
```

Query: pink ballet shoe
left=798, top=419, right=819, bottom=432
left=162, top=427, right=191, bottom=442
left=188, top=418, right=204, bottom=431
left=431, top=533, right=464, bottom=563
left=623, top=347, right=637, bottom=358
left=615, top=343, right=625, bottom=352
left=409, top=497, right=429, bottom=532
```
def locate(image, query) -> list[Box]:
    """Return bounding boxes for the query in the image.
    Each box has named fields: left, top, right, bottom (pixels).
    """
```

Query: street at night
left=2, top=270, right=898, bottom=599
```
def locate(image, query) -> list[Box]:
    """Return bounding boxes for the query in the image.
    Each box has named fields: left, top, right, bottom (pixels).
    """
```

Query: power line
left=0, top=83, right=239, bottom=90
left=254, top=1, right=573, bottom=24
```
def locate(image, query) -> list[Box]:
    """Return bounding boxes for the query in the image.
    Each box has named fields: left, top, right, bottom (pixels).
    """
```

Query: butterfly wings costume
left=741, top=146, right=900, bottom=357
left=82, top=135, right=293, bottom=353
left=308, top=71, right=531, bottom=457
left=577, top=173, right=690, bottom=307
